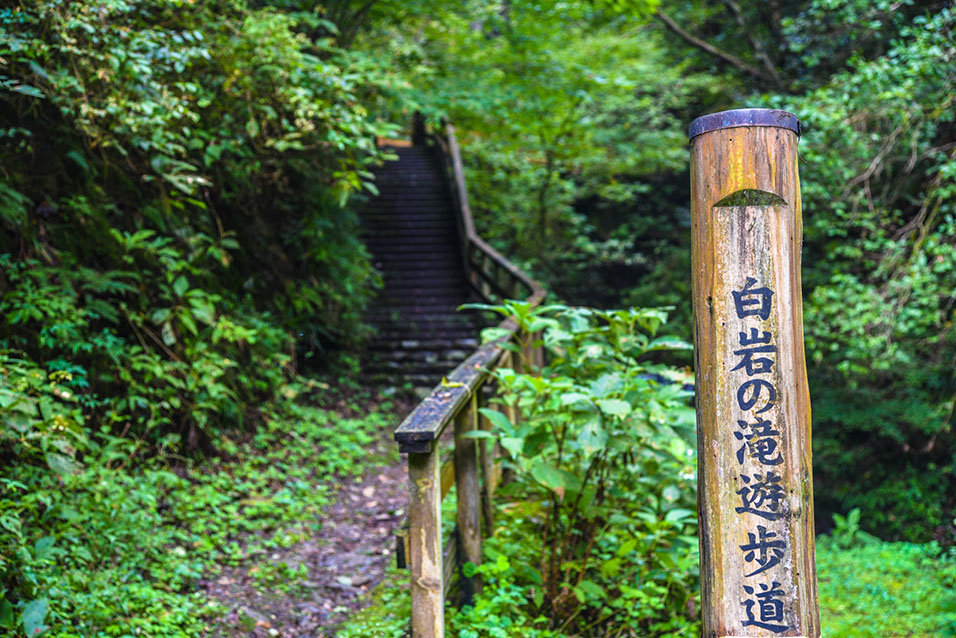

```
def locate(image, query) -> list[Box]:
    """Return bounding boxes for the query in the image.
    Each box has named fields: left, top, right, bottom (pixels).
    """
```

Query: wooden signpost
left=690, top=108, right=820, bottom=637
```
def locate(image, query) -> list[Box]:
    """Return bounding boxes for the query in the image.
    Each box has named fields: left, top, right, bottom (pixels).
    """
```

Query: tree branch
left=655, top=10, right=779, bottom=87
left=766, top=0, right=785, bottom=42
left=721, top=0, right=783, bottom=85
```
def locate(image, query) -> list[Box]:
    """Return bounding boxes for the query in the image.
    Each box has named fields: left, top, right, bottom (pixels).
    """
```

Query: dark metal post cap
left=688, top=108, right=800, bottom=142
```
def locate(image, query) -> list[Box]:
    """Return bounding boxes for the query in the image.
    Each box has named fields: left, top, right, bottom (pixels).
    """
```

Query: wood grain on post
left=500, top=350, right=519, bottom=426
left=690, top=109, right=819, bottom=638
left=408, top=448, right=444, bottom=637
left=478, top=388, right=497, bottom=537
left=454, top=393, right=482, bottom=604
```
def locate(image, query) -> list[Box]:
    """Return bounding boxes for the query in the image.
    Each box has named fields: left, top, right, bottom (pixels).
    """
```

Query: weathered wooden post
left=407, top=445, right=443, bottom=637
left=690, top=108, right=819, bottom=638
left=454, top=393, right=482, bottom=604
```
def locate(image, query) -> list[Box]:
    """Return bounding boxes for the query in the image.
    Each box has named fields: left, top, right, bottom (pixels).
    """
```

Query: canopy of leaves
left=0, top=0, right=396, bottom=453
left=344, top=0, right=956, bottom=540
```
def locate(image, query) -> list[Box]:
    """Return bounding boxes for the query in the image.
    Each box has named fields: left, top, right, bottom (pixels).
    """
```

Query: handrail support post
left=454, top=393, right=483, bottom=605
left=408, top=446, right=444, bottom=638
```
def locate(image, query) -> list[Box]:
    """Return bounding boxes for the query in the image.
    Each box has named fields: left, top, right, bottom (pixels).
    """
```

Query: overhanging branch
left=655, top=10, right=779, bottom=87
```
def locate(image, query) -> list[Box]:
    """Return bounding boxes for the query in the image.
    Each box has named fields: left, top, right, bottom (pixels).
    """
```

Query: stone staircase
left=360, top=144, right=485, bottom=388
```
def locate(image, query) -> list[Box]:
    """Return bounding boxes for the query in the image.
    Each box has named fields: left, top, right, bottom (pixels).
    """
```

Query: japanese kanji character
left=737, top=379, right=777, bottom=414
left=736, top=471, right=786, bottom=521
left=735, top=419, right=783, bottom=466
left=731, top=343, right=777, bottom=376
left=739, top=525, right=786, bottom=576
left=732, top=277, right=774, bottom=320
left=739, top=328, right=772, bottom=346
left=741, top=581, right=789, bottom=633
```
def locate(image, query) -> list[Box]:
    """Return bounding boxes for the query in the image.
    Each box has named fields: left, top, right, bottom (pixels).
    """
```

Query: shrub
left=464, top=301, right=700, bottom=636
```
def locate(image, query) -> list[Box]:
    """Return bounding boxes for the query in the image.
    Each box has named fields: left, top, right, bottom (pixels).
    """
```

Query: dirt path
left=202, top=442, right=408, bottom=636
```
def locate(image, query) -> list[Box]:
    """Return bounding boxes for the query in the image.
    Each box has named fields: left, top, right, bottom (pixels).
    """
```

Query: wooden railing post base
left=408, top=448, right=443, bottom=638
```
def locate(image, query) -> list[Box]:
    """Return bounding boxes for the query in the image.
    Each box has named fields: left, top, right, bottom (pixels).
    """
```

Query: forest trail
left=201, top=412, right=410, bottom=637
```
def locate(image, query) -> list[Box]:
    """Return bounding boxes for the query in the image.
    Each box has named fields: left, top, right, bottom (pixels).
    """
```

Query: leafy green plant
left=822, top=508, right=881, bottom=550
left=335, top=564, right=413, bottom=638
left=466, top=301, right=699, bottom=635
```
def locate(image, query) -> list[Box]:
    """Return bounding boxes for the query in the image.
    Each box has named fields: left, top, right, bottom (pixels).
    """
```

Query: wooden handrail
left=430, top=122, right=546, bottom=305
left=394, top=320, right=517, bottom=454
left=393, top=119, right=546, bottom=637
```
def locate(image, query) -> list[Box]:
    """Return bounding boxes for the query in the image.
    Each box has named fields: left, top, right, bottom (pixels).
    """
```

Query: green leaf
left=21, top=598, right=49, bottom=637
left=560, top=391, right=591, bottom=406
left=530, top=461, right=567, bottom=493
left=662, top=485, right=682, bottom=502
left=500, top=436, right=523, bottom=459
left=172, top=276, right=189, bottom=298
left=34, top=536, right=55, bottom=558
left=544, top=328, right=573, bottom=344
left=600, top=556, right=622, bottom=578
left=664, top=508, right=695, bottom=524
left=616, top=538, right=638, bottom=557
left=161, top=321, right=177, bottom=346
left=0, top=599, right=13, bottom=628
left=577, top=579, right=605, bottom=600
left=527, top=317, right=560, bottom=332
left=11, top=84, right=44, bottom=98
left=576, top=420, right=607, bottom=457
left=635, top=309, right=669, bottom=336
left=189, top=298, right=216, bottom=325
left=646, top=336, right=693, bottom=351
left=45, top=452, right=81, bottom=477
left=461, top=430, right=496, bottom=439
left=150, top=307, right=172, bottom=325
left=596, top=398, right=631, bottom=418
left=589, top=373, right=622, bottom=398
left=478, top=408, right=514, bottom=434
left=64, top=150, right=89, bottom=172
left=480, top=327, right=511, bottom=344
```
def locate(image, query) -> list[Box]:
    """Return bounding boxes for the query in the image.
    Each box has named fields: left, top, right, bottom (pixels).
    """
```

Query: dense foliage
left=815, top=533, right=956, bottom=637
left=777, top=8, right=956, bottom=540
left=1, top=0, right=392, bottom=452
left=345, top=0, right=956, bottom=541
left=646, top=0, right=956, bottom=540
left=1, top=1, right=396, bottom=632
left=457, top=302, right=698, bottom=636
left=3, top=0, right=954, bottom=633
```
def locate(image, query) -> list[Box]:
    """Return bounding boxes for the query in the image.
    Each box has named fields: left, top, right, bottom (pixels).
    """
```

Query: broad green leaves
left=595, top=398, right=630, bottom=418
left=21, top=598, right=49, bottom=637
left=474, top=300, right=698, bottom=632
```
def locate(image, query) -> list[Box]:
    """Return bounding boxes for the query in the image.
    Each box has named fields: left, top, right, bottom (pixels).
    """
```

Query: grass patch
left=817, top=540, right=956, bottom=637
left=336, top=565, right=412, bottom=638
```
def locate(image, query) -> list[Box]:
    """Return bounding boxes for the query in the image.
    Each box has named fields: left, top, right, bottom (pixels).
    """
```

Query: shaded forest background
left=1, top=0, right=955, bottom=632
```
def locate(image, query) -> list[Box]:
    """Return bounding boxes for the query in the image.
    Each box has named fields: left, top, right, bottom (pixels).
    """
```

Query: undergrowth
left=342, top=528, right=956, bottom=638
left=335, top=565, right=412, bottom=638
left=0, top=381, right=395, bottom=637
left=816, top=538, right=956, bottom=637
